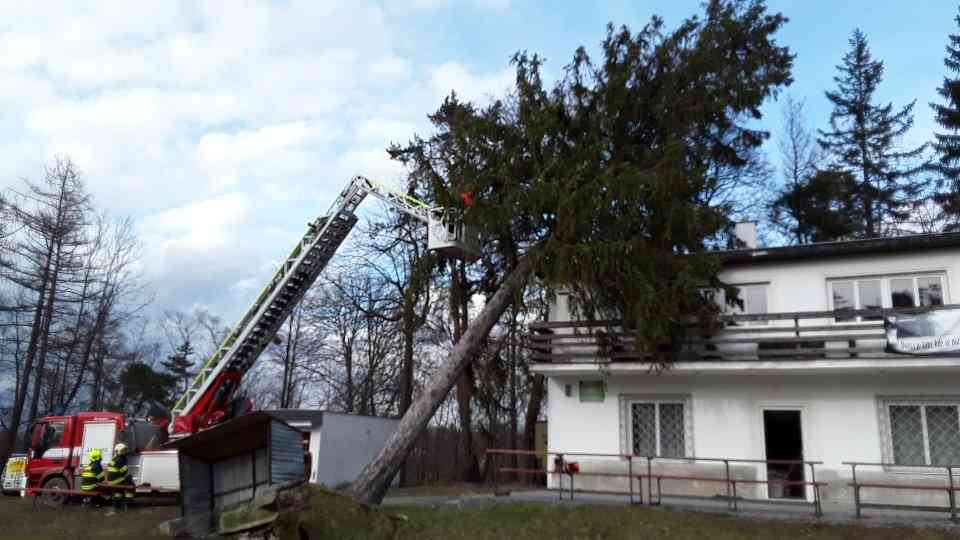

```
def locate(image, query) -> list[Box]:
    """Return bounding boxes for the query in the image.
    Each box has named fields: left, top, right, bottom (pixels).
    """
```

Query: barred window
left=885, top=401, right=960, bottom=466
left=631, top=401, right=686, bottom=458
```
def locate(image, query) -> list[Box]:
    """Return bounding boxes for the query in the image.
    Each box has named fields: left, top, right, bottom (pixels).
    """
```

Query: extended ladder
left=171, top=179, right=372, bottom=423
left=169, top=175, right=475, bottom=433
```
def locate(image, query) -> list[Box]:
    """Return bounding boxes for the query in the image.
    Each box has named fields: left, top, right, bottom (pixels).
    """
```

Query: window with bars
left=884, top=401, right=960, bottom=466
left=630, top=401, right=686, bottom=457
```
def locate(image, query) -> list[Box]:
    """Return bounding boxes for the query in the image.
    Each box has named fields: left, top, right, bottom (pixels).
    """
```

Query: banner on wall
left=885, top=309, right=960, bottom=355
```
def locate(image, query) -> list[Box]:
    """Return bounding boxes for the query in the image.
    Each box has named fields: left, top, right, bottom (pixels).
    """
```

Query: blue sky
left=0, top=0, right=956, bottom=326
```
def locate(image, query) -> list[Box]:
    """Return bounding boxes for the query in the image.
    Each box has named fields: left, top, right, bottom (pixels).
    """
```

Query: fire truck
left=15, top=175, right=476, bottom=501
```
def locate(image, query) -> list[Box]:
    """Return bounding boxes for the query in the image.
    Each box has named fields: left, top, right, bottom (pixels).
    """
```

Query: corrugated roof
left=165, top=412, right=299, bottom=461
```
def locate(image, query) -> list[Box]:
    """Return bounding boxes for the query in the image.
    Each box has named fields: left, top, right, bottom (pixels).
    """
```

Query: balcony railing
left=527, top=304, right=960, bottom=364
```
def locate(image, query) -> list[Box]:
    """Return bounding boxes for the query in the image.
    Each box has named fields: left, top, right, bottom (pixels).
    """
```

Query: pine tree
left=818, top=29, right=925, bottom=237
left=351, top=0, right=793, bottom=504
left=771, top=169, right=863, bottom=243
left=931, top=6, right=960, bottom=224
left=161, top=340, right=196, bottom=396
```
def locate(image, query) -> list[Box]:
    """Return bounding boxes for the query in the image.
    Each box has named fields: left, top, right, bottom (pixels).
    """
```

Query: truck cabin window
left=30, top=421, right=65, bottom=457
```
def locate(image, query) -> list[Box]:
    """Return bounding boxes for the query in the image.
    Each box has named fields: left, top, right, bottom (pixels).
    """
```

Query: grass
left=4, top=487, right=960, bottom=540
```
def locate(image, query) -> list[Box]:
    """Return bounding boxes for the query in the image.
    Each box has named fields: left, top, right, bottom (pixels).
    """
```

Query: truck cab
left=26, top=412, right=124, bottom=492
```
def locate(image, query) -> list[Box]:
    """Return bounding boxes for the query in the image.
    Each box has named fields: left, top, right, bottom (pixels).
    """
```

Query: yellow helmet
left=89, top=448, right=102, bottom=461
left=114, top=443, right=127, bottom=455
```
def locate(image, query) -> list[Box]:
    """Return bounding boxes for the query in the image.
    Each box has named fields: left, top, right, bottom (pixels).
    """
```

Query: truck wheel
left=40, top=477, right=69, bottom=507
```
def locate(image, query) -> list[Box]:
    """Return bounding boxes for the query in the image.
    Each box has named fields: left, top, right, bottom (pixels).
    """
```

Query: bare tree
left=2, top=157, right=92, bottom=445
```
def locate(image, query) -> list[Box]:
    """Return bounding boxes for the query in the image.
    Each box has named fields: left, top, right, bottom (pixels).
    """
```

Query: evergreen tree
left=818, top=29, right=925, bottom=237
left=930, top=6, right=960, bottom=225
left=352, top=0, right=794, bottom=504
left=116, top=362, right=177, bottom=418
left=771, top=169, right=863, bottom=243
left=161, top=340, right=196, bottom=396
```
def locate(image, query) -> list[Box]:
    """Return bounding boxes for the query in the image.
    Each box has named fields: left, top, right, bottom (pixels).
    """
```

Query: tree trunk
left=523, top=373, right=545, bottom=480
left=8, top=245, right=54, bottom=449
left=348, top=253, right=536, bottom=504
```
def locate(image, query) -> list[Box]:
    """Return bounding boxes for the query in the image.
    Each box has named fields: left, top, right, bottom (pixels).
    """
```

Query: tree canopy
left=392, top=0, right=793, bottom=348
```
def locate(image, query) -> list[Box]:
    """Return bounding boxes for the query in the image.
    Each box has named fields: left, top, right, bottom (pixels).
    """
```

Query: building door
left=763, top=410, right=805, bottom=499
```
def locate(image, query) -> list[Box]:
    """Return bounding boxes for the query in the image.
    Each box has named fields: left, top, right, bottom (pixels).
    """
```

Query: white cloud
left=0, top=1, right=516, bottom=324
left=430, top=61, right=515, bottom=103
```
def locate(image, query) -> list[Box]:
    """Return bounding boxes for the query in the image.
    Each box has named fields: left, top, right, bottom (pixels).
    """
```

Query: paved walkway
left=382, top=489, right=960, bottom=531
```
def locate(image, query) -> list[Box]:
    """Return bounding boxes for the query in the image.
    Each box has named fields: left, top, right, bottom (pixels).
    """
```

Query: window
left=30, top=421, right=66, bottom=458
left=883, top=400, right=960, bottom=466
left=630, top=400, right=686, bottom=457
left=711, top=284, right=769, bottom=326
left=829, top=274, right=946, bottom=322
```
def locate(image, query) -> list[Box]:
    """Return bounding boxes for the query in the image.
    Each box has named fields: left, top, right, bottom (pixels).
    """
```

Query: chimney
left=733, top=221, right=758, bottom=249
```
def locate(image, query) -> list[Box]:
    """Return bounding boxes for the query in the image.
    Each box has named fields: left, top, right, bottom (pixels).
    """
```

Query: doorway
left=763, top=409, right=805, bottom=499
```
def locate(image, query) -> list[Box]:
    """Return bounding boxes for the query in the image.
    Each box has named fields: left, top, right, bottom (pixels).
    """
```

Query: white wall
left=312, top=413, right=399, bottom=489
left=548, top=247, right=960, bottom=323
left=547, top=370, right=960, bottom=503
left=718, top=249, right=960, bottom=314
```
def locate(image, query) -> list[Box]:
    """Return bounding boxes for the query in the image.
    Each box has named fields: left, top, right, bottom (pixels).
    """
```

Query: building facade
left=533, top=230, right=960, bottom=507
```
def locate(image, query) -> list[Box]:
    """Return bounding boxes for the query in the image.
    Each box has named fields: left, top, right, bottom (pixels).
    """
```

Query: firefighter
left=106, top=443, right=134, bottom=511
left=79, top=448, right=105, bottom=507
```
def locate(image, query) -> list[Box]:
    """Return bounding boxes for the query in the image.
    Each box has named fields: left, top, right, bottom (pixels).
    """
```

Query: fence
left=527, top=304, right=960, bottom=364
left=486, top=449, right=826, bottom=516
left=844, top=461, right=960, bottom=522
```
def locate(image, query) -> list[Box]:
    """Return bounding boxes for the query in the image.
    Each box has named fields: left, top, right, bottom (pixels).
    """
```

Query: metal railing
left=844, top=461, right=960, bottom=521
left=486, top=449, right=826, bottom=516
left=527, top=304, right=960, bottom=364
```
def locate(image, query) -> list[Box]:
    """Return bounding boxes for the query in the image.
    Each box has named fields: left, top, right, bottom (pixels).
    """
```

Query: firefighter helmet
left=114, top=443, right=127, bottom=455
left=89, top=448, right=102, bottom=461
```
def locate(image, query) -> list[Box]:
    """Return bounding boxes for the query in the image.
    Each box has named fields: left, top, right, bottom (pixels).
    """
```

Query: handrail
left=529, top=303, right=960, bottom=330
left=486, top=449, right=824, bottom=516
left=844, top=461, right=960, bottom=521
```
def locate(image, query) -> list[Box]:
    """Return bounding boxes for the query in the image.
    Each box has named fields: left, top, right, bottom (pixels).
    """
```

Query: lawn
left=3, top=487, right=960, bottom=540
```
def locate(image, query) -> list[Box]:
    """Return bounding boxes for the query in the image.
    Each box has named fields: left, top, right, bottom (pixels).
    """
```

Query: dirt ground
left=0, top=494, right=177, bottom=540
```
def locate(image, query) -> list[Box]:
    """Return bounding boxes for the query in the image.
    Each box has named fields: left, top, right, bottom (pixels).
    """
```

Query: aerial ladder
left=169, top=175, right=478, bottom=435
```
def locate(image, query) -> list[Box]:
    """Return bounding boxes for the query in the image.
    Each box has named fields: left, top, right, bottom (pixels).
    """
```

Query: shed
left=266, top=409, right=399, bottom=488
left=166, top=412, right=305, bottom=534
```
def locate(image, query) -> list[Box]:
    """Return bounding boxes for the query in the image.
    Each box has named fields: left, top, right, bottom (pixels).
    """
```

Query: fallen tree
left=349, top=0, right=794, bottom=504
left=349, top=253, right=538, bottom=504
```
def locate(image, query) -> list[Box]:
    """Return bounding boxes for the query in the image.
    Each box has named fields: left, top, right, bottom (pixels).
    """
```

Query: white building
left=266, top=410, right=399, bottom=489
left=533, top=228, right=960, bottom=508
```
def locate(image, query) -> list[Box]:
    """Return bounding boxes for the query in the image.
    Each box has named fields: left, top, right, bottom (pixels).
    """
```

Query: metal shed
left=166, top=412, right=305, bottom=534
left=266, top=409, right=399, bottom=488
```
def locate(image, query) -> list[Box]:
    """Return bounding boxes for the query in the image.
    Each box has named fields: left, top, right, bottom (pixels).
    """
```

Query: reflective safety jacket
left=79, top=459, right=104, bottom=492
left=106, top=453, right=131, bottom=486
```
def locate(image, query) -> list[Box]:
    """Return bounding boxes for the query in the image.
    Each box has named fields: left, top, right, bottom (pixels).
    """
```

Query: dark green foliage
left=770, top=169, right=863, bottom=243
left=115, top=361, right=176, bottom=417
left=161, top=340, right=195, bottom=395
left=818, top=29, right=926, bottom=237
left=930, top=6, right=960, bottom=223
left=391, top=0, right=793, bottom=357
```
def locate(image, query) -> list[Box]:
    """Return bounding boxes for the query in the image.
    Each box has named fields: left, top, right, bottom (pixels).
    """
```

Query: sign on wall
left=885, top=310, right=960, bottom=355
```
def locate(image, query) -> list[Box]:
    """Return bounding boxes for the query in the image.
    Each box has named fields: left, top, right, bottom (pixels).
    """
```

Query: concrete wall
left=311, top=413, right=400, bottom=489
left=546, top=371, right=960, bottom=505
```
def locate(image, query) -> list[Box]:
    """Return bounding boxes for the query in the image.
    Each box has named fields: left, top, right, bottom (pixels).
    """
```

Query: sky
left=0, top=0, right=956, bottom=328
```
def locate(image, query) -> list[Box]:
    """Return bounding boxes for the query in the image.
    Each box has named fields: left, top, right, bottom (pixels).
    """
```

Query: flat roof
left=715, top=232, right=960, bottom=266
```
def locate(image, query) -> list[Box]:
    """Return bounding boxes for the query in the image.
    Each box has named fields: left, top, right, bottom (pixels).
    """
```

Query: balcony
left=527, top=304, right=960, bottom=364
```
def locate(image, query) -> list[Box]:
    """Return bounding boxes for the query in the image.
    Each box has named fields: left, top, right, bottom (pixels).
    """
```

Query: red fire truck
left=24, top=411, right=178, bottom=498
